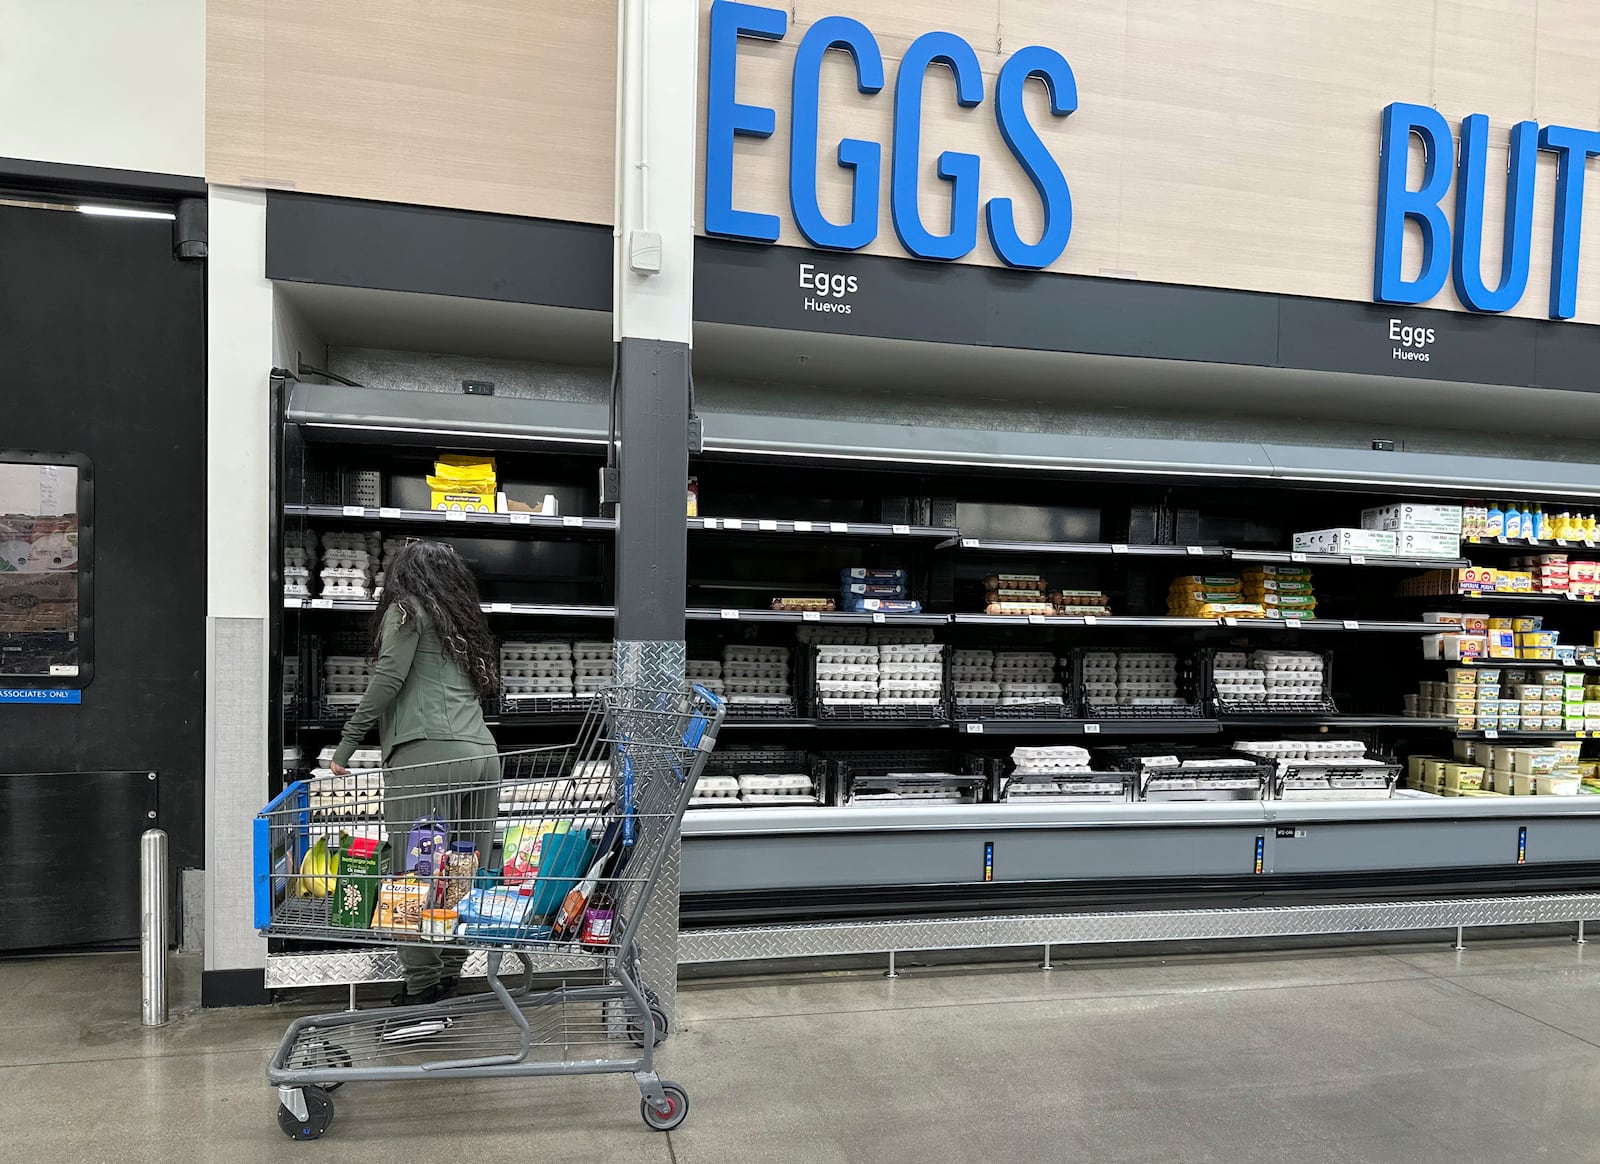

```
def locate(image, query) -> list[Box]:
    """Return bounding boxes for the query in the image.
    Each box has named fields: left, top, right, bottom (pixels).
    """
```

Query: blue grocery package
left=840, top=568, right=907, bottom=584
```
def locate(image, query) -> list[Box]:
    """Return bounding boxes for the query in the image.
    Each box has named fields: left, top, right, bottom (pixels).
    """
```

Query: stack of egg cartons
left=723, top=644, right=791, bottom=710
left=1083, top=651, right=1184, bottom=709
left=687, top=657, right=725, bottom=697
left=1005, top=744, right=1117, bottom=800
left=310, top=745, right=384, bottom=824
left=283, top=656, right=301, bottom=713
left=500, top=640, right=573, bottom=706
left=374, top=536, right=407, bottom=600
left=573, top=641, right=612, bottom=699
left=951, top=649, right=999, bottom=708
left=995, top=651, right=1065, bottom=706
left=1253, top=650, right=1325, bottom=704
left=320, top=531, right=379, bottom=600
left=1212, top=650, right=1267, bottom=705
left=322, top=654, right=372, bottom=718
left=879, top=641, right=942, bottom=708
left=690, top=771, right=740, bottom=807
left=283, top=530, right=317, bottom=599
left=815, top=642, right=878, bottom=708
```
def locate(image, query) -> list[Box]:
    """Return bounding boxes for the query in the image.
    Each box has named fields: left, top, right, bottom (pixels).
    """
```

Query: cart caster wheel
left=640, top=1082, right=688, bottom=1131
left=629, top=1005, right=669, bottom=1048
left=278, top=1086, right=334, bottom=1141
left=302, top=1037, right=350, bottom=1091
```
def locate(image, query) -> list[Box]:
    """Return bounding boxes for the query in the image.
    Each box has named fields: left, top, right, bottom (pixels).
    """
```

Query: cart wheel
left=640, top=1082, right=689, bottom=1131
left=629, top=1005, right=669, bottom=1048
left=277, top=1086, right=335, bottom=1141
left=301, top=1038, right=351, bottom=1091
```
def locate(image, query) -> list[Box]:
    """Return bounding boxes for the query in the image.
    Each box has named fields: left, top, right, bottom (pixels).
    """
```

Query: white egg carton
left=693, top=775, right=740, bottom=799
left=880, top=646, right=942, bottom=664
left=867, top=628, right=936, bottom=645
left=1001, top=683, right=1064, bottom=698
left=726, top=693, right=793, bottom=705
left=726, top=680, right=790, bottom=694
left=726, top=663, right=790, bottom=679
left=575, top=675, right=611, bottom=693
left=995, top=652, right=1056, bottom=669
left=1012, top=745, right=1091, bottom=768
left=799, top=626, right=866, bottom=645
left=818, top=679, right=879, bottom=695
left=820, top=695, right=879, bottom=706
left=952, top=650, right=996, bottom=667
left=322, top=580, right=373, bottom=599
left=817, top=663, right=878, bottom=679
left=1252, top=651, right=1324, bottom=671
left=1001, top=695, right=1065, bottom=707
left=1120, top=696, right=1190, bottom=707
left=574, top=641, right=612, bottom=661
left=880, top=662, right=942, bottom=679
left=1215, top=669, right=1267, bottom=682
left=283, top=564, right=312, bottom=580
left=951, top=667, right=994, bottom=683
left=737, top=774, right=813, bottom=794
left=724, top=646, right=790, bottom=663
left=284, top=581, right=312, bottom=598
left=324, top=656, right=372, bottom=675
left=881, top=680, right=942, bottom=697
left=686, top=661, right=723, bottom=678
left=1214, top=652, right=1249, bottom=669
left=816, top=645, right=879, bottom=664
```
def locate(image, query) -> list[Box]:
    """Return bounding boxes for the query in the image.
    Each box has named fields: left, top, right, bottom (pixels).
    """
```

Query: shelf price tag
left=1083, top=723, right=1101, bottom=734
left=446, top=510, right=467, bottom=522
left=1028, top=615, right=1051, bottom=625
left=509, top=512, right=532, bottom=525
left=490, top=602, right=512, bottom=614
left=962, top=538, right=980, bottom=548
left=724, top=518, right=744, bottom=530
left=1083, top=615, right=1096, bottom=626
left=719, top=609, right=740, bottom=620
left=965, top=723, right=984, bottom=734
left=802, top=611, right=821, bottom=622
left=342, top=505, right=365, bottom=517
left=872, top=613, right=887, bottom=623
left=1186, top=546, right=1204, bottom=556
left=1285, top=618, right=1302, bottom=629
left=759, top=520, right=779, bottom=531
left=562, top=516, right=584, bottom=527
left=1111, top=544, right=1129, bottom=555
left=1290, top=552, right=1308, bottom=563
left=793, top=521, right=813, bottom=532
left=892, top=524, right=911, bottom=535
left=701, top=518, right=718, bottom=529
left=830, top=522, right=849, bottom=533
left=1343, top=620, right=1360, bottom=630
left=1223, top=617, right=1239, bottom=627
left=1485, top=729, right=1499, bottom=739
left=378, top=507, right=401, bottom=519
left=1349, top=555, right=1366, bottom=565
left=310, top=598, right=333, bottom=609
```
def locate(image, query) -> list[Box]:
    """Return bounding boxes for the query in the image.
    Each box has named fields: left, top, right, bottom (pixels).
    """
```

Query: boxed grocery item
left=1495, top=570, right=1535, bottom=592
left=1361, top=503, right=1463, bottom=535
left=1422, top=612, right=1466, bottom=626
left=1396, top=530, right=1464, bottom=558
left=1487, top=630, right=1518, bottom=659
left=374, top=878, right=431, bottom=933
left=1292, top=528, right=1399, bottom=555
left=330, top=837, right=388, bottom=929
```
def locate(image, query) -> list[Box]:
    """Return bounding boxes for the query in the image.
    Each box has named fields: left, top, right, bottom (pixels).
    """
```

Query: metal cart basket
left=254, top=683, right=725, bottom=1140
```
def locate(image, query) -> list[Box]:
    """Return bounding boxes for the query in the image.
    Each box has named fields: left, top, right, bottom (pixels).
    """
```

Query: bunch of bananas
left=295, top=834, right=348, bottom=899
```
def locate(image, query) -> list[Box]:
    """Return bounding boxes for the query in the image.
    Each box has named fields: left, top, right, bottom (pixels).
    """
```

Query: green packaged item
left=330, top=836, right=389, bottom=928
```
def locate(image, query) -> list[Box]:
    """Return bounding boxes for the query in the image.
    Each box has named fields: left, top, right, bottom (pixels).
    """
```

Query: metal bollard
left=141, top=829, right=169, bottom=1026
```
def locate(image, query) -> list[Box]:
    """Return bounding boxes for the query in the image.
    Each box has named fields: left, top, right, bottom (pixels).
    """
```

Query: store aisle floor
left=4, top=937, right=1600, bottom=1162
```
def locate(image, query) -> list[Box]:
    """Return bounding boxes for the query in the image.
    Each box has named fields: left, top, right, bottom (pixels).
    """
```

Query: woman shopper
left=329, top=539, right=500, bottom=1006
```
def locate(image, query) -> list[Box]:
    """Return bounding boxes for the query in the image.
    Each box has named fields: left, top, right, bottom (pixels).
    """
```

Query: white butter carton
left=1292, top=528, right=1399, bottom=556
left=1394, top=529, right=1463, bottom=558
left=1361, top=503, right=1464, bottom=535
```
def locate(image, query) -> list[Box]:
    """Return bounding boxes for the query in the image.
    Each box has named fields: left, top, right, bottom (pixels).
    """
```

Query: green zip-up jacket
left=331, top=602, right=494, bottom=766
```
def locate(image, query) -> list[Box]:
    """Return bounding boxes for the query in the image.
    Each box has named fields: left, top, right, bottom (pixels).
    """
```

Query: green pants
left=384, top=738, right=501, bottom=991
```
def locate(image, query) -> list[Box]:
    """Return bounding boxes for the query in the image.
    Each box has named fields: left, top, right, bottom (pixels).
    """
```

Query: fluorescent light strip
left=77, top=205, right=176, bottom=220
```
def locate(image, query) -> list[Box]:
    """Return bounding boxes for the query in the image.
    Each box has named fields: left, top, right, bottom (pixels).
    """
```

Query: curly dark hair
left=372, top=540, right=499, bottom=699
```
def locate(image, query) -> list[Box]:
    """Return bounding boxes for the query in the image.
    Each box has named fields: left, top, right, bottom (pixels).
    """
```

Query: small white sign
left=1083, top=723, right=1101, bottom=734
left=1083, top=615, right=1097, bottom=626
left=1186, top=546, right=1204, bottom=556
left=1223, top=617, right=1238, bottom=627
left=1286, top=618, right=1302, bottom=629
left=1111, top=544, right=1129, bottom=555
left=965, top=723, right=984, bottom=734
left=509, top=513, right=532, bottom=525
left=1349, top=555, right=1366, bottom=565
left=342, top=505, right=365, bottom=517
left=378, top=507, right=401, bottom=519
left=759, top=520, right=779, bottom=531
left=724, top=518, right=744, bottom=530
left=1485, top=729, right=1499, bottom=739
left=794, top=521, right=813, bottom=532
left=892, top=524, right=911, bottom=535
left=446, top=510, right=467, bottom=522
left=562, top=516, right=583, bottom=527
left=49, top=664, right=79, bottom=677
left=490, top=602, right=512, bottom=613
left=1344, top=619, right=1360, bottom=630
left=872, top=612, right=886, bottom=623
left=310, top=598, right=333, bottom=609
left=1290, top=552, right=1308, bottom=563
left=702, top=518, right=718, bottom=529
left=720, top=609, right=740, bottom=620
left=962, top=538, right=980, bottom=548
left=802, top=611, right=821, bottom=622
left=830, top=522, right=849, bottom=533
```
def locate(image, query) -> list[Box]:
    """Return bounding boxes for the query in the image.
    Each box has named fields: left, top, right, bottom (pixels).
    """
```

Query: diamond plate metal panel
left=264, top=948, right=602, bottom=989
left=676, top=894, right=1600, bottom=964
left=615, top=640, right=685, bottom=1026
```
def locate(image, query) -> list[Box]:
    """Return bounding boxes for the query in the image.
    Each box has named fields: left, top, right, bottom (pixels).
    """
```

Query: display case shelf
left=1464, top=536, right=1600, bottom=552
left=686, top=607, right=948, bottom=626
left=1453, top=729, right=1600, bottom=740
left=691, top=516, right=950, bottom=539
left=284, top=502, right=615, bottom=535
left=285, top=597, right=618, bottom=619
left=1233, top=550, right=1471, bottom=570
left=941, top=537, right=1469, bottom=570
left=955, top=718, right=1222, bottom=737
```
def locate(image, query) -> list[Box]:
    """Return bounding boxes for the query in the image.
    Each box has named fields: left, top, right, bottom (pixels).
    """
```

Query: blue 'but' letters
left=1374, top=101, right=1600, bottom=319
left=704, top=0, right=1077, bottom=270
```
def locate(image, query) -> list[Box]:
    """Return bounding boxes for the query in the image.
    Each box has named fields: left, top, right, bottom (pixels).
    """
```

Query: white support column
left=204, top=187, right=274, bottom=987
left=612, top=0, right=701, bottom=1026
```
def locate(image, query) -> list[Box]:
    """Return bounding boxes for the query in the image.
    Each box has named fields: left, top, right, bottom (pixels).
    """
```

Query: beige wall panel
left=208, top=0, right=615, bottom=224
left=702, top=0, right=1600, bottom=323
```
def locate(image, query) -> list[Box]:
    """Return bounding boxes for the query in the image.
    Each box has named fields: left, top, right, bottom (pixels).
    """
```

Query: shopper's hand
left=330, top=761, right=350, bottom=776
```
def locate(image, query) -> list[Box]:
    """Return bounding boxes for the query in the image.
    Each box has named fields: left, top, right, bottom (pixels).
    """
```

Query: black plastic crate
left=1073, top=647, right=1207, bottom=720
left=950, top=699, right=1079, bottom=720
left=1093, top=745, right=1274, bottom=801
left=723, top=695, right=799, bottom=720
left=1205, top=648, right=1339, bottom=716
left=1274, top=756, right=1401, bottom=800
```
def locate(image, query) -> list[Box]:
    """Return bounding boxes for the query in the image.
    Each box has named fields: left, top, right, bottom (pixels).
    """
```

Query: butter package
left=1514, top=617, right=1545, bottom=633
left=1487, top=631, right=1518, bottom=659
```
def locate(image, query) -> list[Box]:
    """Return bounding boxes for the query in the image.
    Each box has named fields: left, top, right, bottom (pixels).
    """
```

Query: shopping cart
left=253, top=683, right=724, bottom=1140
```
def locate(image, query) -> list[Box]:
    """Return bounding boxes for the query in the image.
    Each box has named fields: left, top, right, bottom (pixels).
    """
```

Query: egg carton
left=686, top=661, right=723, bottom=678
left=726, top=680, right=791, bottom=695
left=867, top=628, right=937, bottom=645
left=500, top=642, right=573, bottom=662
left=737, top=774, right=814, bottom=794
left=880, top=645, right=942, bottom=664
left=881, top=679, right=942, bottom=697
left=726, top=663, right=791, bottom=679
left=995, top=652, right=1056, bottom=668
left=284, top=581, right=312, bottom=598
left=952, top=650, right=996, bottom=667
left=1251, top=651, right=1325, bottom=672
left=950, top=667, right=994, bottom=683
left=501, top=662, right=573, bottom=677
left=322, top=580, right=374, bottom=599
left=317, top=746, right=383, bottom=770
left=1001, top=682, right=1064, bottom=696
left=690, top=774, right=741, bottom=806
left=816, top=645, right=879, bottom=664
left=283, top=564, right=312, bottom=580
left=817, top=663, right=880, bottom=679
left=324, top=656, right=372, bottom=675
left=574, top=641, right=612, bottom=661
left=818, top=679, right=879, bottom=695
left=880, top=662, right=942, bottom=679
left=799, top=626, right=866, bottom=645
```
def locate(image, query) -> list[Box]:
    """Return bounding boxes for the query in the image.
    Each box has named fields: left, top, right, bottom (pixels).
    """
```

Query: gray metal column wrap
left=614, top=640, right=687, bottom=1025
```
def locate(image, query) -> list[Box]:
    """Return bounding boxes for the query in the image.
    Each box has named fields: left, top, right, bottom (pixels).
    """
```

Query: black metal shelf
left=940, top=536, right=1468, bottom=570
left=1453, top=729, right=1600, bottom=740
left=285, top=502, right=615, bottom=535
left=1464, top=536, right=1600, bottom=552
left=1220, top=715, right=1457, bottom=730
left=1233, top=549, right=1471, bottom=570
left=955, top=719, right=1222, bottom=737
left=691, top=516, right=950, bottom=539
left=285, top=597, right=618, bottom=619
left=686, top=607, right=947, bottom=626
left=1448, top=657, right=1600, bottom=670
left=1449, top=591, right=1600, bottom=605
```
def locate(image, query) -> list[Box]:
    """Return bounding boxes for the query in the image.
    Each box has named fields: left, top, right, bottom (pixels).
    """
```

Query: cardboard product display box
left=1361, top=503, right=1464, bottom=535
left=1291, top=528, right=1399, bottom=556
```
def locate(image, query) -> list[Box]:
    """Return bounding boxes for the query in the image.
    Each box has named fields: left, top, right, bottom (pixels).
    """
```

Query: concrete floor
left=4, top=937, right=1600, bottom=1162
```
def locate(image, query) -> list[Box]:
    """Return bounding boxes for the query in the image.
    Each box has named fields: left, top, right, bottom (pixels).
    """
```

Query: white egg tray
left=575, top=676, right=612, bottom=692
left=737, top=774, right=813, bottom=793
left=1118, top=696, right=1190, bottom=707
left=726, top=693, right=793, bottom=705
left=1001, top=683, right=1064, bottom=697
left=816, top=646, right=879, bottom=664
left=880, top=663, right=942, bottom=679
left=574, top=642, right=612, bottom=660
left=799, top=626, right=866, bottom=645
left=284, top=582, right=312, bottom=598
left=724, top=647, right=790, bottom=663
left=726, top=663, right=790, bottom=679
left=819, top=679, right=879, bottom=695
left=1000, top=696, right=1065, bottom=707
left=324, top=656, right=372, bottom=674
left=283, top=564, right=311, bottom=579
left=820, top=696, right=879, bottom=706
left=951, top=667, right=994, bottom=683
left=952, top=650, right=996, bottom=667
left=995, top=652, right=1056, bottom=668
left=868, top=628, right=936, bottom=645
left=881, top=680, right=942, bottom=697
left=726, top=681, right=791, bottom=695
left=686, top=662, right=723, bottom=678
left=1013, top=746, right=1091, bottom=765
left=880, top=646, right=942, bottom=664
left=322, top=581, right=373, bottom=599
